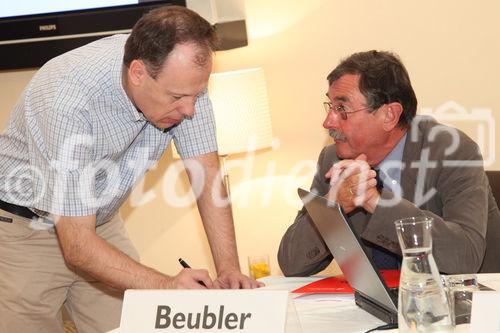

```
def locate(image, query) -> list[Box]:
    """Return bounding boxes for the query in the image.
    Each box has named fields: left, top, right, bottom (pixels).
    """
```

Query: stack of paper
left=291, top=270, right=400, bottom=302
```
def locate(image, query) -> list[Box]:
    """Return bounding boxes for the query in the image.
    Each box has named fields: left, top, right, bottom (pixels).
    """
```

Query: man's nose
left=322, top=111, right=339, bottom=129
left=178, top=97, right=196, bottom=118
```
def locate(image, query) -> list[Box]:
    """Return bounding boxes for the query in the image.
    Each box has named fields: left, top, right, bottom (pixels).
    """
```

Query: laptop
left=297, top=188, right=398, bottom=324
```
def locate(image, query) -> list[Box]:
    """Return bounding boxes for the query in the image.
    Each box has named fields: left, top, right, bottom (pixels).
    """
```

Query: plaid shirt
left=0, top=35, right=217, bottom=225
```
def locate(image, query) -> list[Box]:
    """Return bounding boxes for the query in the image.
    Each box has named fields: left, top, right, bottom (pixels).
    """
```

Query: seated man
left=278, top=50, right=500, bottom=276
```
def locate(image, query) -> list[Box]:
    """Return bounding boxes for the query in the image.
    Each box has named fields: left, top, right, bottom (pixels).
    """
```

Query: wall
left=0, top=0, right=499, bottom=278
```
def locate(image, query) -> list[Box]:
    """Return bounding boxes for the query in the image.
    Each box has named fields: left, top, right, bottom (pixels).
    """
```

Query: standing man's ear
left=127, top=59, right=147, bottom=86
left=382, top=102, right=403, bottom=131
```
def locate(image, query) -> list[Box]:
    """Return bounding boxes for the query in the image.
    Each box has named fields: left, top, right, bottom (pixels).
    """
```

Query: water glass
left=444, top=274, right=479, bottom=325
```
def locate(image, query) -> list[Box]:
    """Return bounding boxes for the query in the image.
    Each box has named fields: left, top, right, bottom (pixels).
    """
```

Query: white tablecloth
left=108, top=274, right=500, bottom=333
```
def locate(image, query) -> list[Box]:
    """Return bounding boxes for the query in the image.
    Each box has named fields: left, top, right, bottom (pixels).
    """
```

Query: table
left=108, top=274, right=500, bottom=333
left=260, top=276, right=386, bottom=332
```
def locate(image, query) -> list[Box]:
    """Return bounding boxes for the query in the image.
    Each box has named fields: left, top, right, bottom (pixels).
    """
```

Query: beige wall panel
left=0, top=0, right=498, bottom=277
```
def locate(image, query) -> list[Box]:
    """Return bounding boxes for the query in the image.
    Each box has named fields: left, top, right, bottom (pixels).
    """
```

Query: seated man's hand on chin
left=325, top=154, right=380, bottom=214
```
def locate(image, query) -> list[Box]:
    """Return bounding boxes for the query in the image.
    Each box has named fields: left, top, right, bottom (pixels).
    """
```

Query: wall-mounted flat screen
left=0, top=0, right=185, bottom=70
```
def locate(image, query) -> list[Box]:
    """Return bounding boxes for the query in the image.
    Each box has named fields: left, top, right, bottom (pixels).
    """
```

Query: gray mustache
left=329, top=130, right=346, bottom=140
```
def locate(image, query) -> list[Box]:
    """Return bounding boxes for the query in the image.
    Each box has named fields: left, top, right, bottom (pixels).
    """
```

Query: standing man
left=278, top=50, right=500, bottom=277
left=0, top=6, right=260, bottom=333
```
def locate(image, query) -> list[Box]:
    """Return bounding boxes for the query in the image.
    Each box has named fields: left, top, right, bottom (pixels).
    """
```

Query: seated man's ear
left=382, top=102, right=403, bottom=131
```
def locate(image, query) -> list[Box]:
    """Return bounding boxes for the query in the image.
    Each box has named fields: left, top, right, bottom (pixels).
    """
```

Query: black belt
left=0, top=199, right=39, bottom=220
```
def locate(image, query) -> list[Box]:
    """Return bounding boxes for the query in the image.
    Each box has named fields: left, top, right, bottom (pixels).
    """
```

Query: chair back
left=486, top=171, right=500, bottom=209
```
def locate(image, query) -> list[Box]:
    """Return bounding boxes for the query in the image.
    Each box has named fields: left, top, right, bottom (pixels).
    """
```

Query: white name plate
left=119, top=289, right=289, bottom=333
left=470, top=291, right=500, bottom=331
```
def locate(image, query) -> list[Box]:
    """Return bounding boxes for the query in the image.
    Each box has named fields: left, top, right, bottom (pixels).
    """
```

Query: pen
left=178, top=257, right=191, bottom=269
left=178, top=258, right=207, bottom=287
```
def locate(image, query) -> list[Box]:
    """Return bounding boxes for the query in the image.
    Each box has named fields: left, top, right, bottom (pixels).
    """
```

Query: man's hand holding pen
left=172, top=258, right=212, bottom=289
left=168, top=268, right=214, bottom=289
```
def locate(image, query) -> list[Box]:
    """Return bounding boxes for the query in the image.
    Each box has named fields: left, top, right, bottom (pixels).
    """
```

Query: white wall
left=0, top=0, right=499, bottom=278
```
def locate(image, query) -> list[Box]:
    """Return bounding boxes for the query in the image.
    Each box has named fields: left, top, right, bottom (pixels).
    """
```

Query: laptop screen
left=298, top=188, right=397, bottom=312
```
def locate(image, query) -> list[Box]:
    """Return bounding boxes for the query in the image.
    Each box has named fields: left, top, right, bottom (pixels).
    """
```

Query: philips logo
left=39, top=24, right=57, bottom=31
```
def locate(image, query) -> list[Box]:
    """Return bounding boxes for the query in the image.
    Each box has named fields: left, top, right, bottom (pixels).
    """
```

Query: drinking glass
left=248, top=254, right=270, bottom=279
left=444, top=274, right=479, bottom=325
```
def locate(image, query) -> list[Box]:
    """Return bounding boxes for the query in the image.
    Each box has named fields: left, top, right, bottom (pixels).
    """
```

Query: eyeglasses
left=323, top=101, right=372, bottom=120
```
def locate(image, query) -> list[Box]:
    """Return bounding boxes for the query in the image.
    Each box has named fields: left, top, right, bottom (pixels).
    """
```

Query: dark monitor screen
left=0, top=0, right=185, bottom=70
left=1, top=1, right=161, bottom=19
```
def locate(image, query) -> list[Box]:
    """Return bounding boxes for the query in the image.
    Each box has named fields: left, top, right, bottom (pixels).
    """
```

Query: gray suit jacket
left=278, top=117, right=500, bottom=275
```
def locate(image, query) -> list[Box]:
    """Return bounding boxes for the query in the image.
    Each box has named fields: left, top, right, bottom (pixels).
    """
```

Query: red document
left=292, top=270, right=400, bottom=294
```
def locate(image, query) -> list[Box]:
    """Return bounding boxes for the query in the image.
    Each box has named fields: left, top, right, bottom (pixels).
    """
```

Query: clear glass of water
left=444, top=274, right=479, bottom=325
